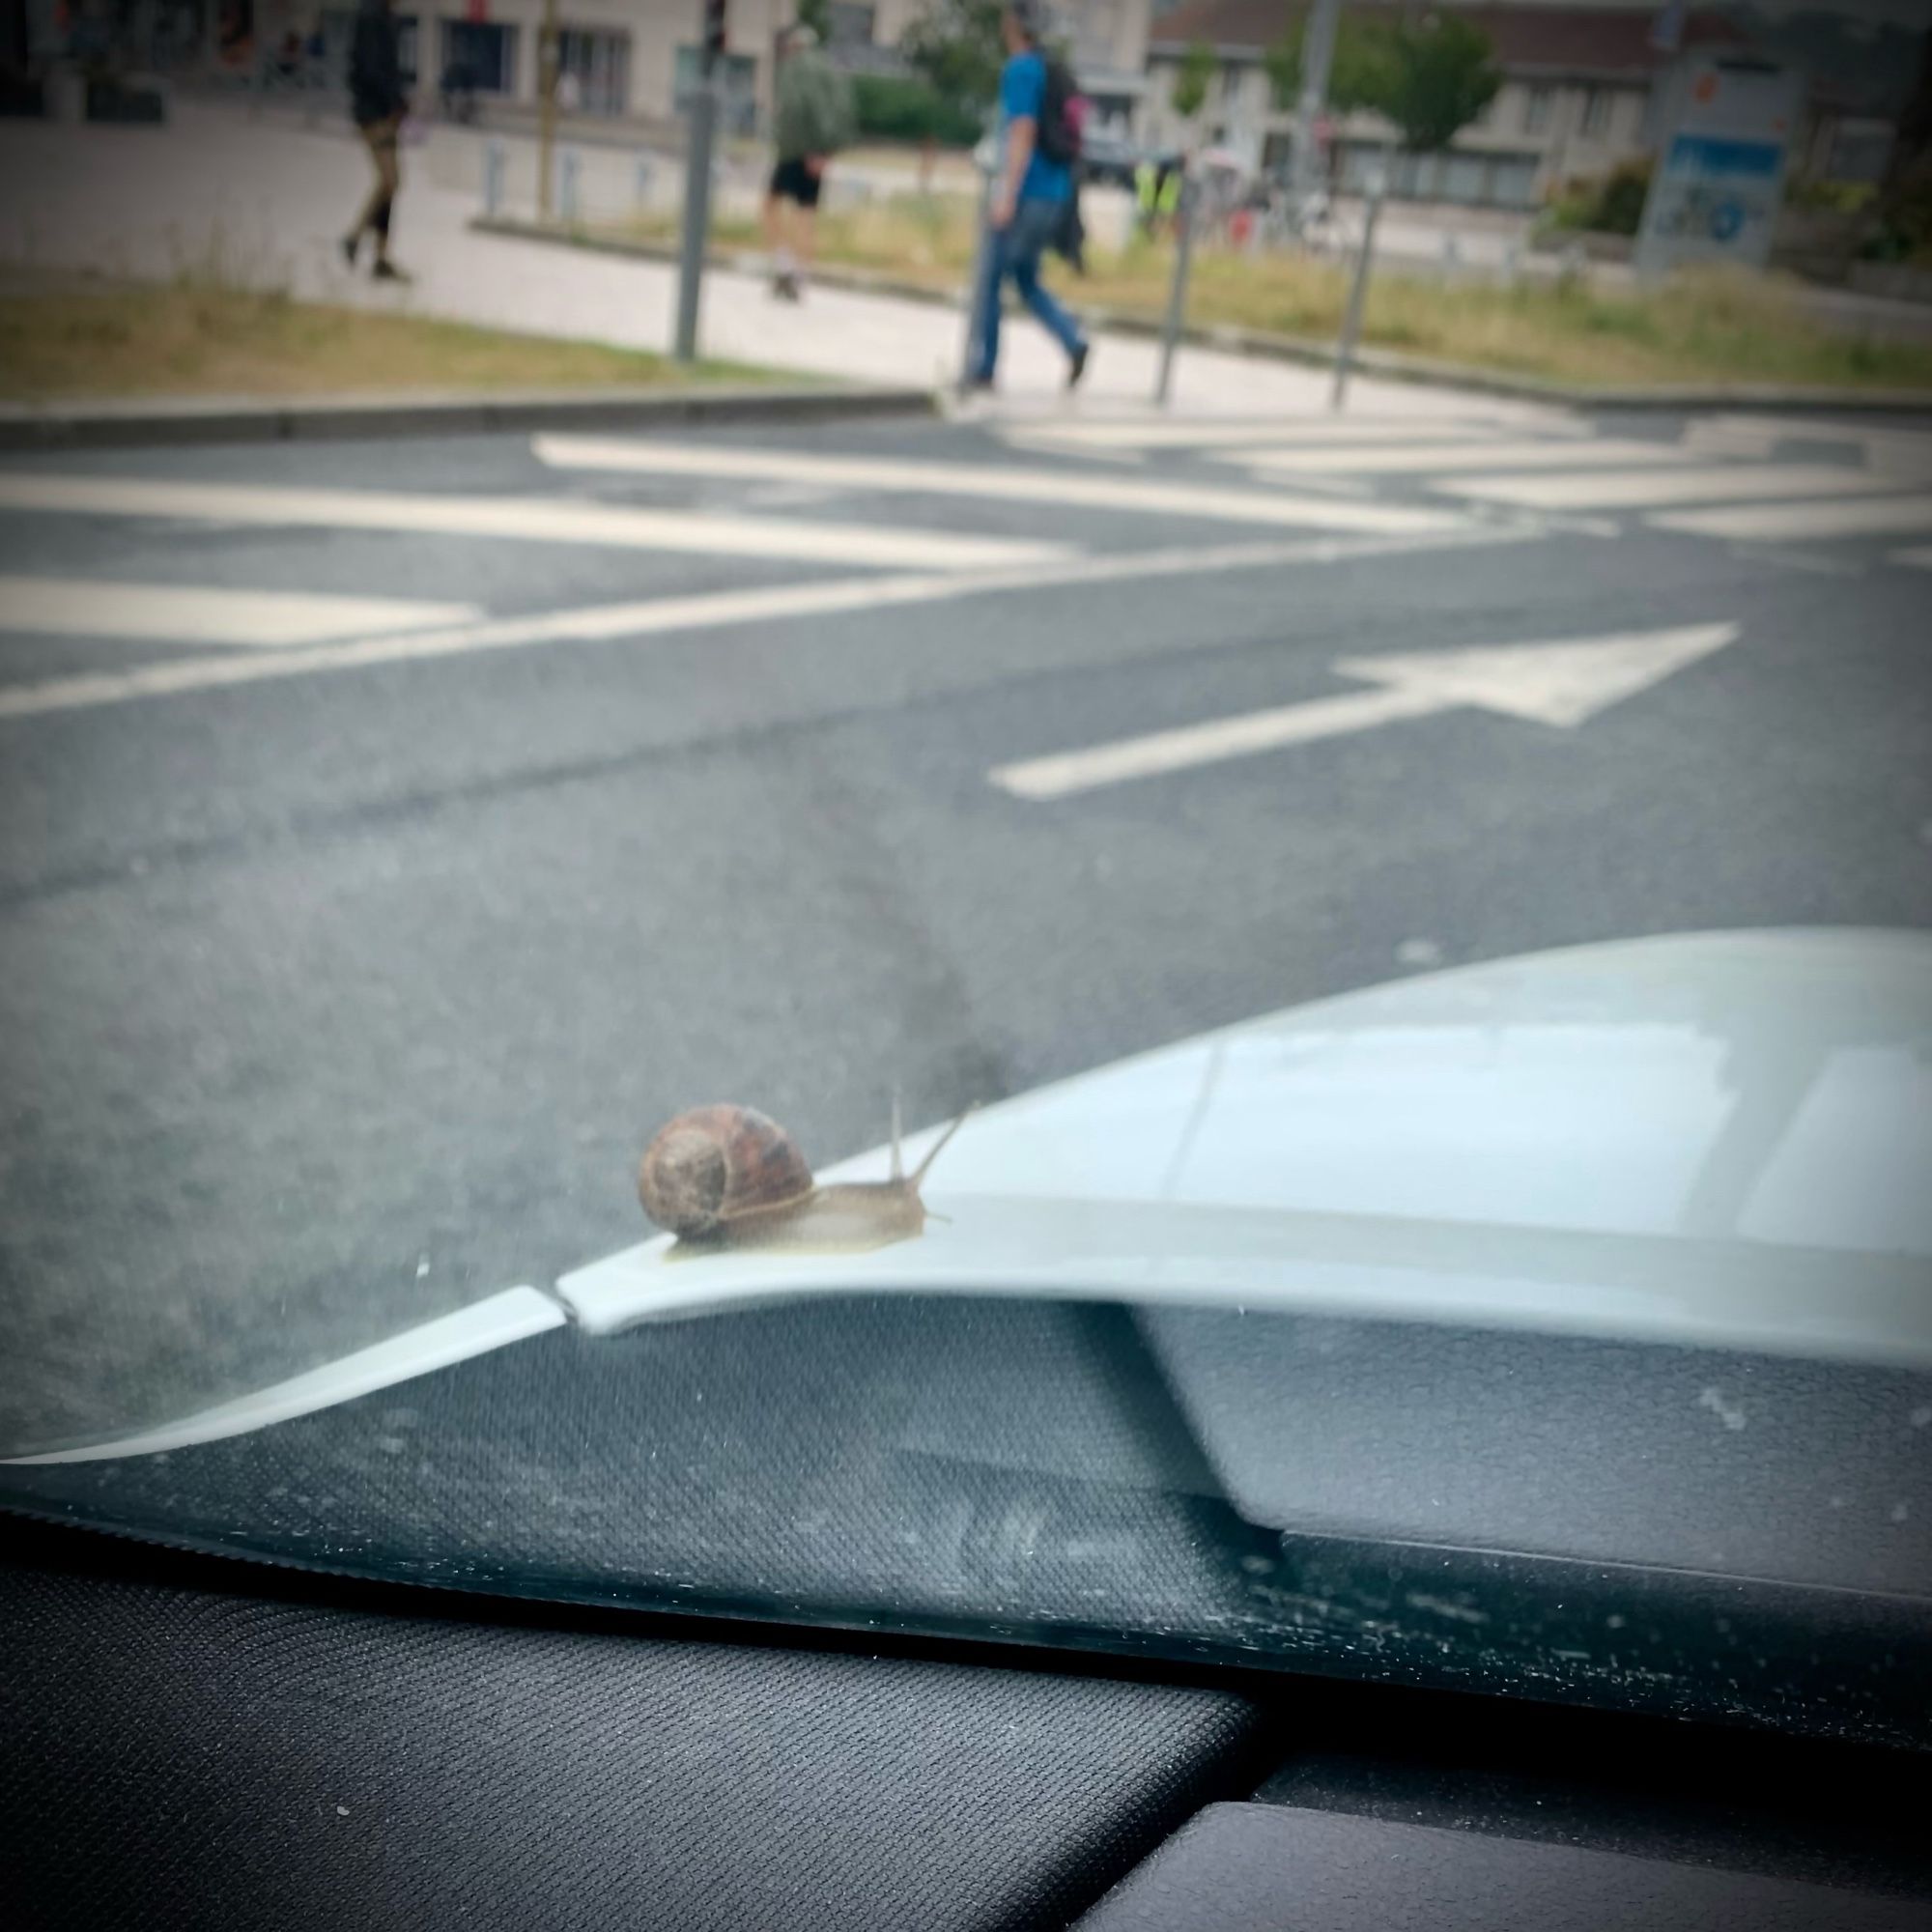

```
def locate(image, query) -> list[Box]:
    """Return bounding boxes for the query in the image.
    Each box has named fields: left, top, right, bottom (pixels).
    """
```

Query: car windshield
left=3, top=4, right=1930, bottom=1750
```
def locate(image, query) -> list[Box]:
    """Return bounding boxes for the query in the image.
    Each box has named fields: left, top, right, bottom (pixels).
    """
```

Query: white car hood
left=561, top=928, right=1932, bottom=1368
left=20, top=927, right=1929, bottom=1467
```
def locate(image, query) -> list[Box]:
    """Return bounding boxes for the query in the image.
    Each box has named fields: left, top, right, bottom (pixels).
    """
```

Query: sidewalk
left=0, top=99, right=1561, bottom=424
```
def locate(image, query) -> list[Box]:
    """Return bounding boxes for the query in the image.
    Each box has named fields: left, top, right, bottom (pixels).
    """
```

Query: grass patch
left=618, top=195, right=1932, bottom=389
left=0, top=274, right=761, bottom=403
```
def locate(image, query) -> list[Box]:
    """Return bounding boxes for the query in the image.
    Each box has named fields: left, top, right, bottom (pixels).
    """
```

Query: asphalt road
left=3, top=407, right=1929, bottom=1450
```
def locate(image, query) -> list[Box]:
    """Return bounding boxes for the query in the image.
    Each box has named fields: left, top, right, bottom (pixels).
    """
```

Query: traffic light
left=702, top=0, right=727, bottom=71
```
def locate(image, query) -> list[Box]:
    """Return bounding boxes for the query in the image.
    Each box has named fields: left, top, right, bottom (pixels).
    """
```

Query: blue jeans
left=974, top=196, right=1085, bottom=382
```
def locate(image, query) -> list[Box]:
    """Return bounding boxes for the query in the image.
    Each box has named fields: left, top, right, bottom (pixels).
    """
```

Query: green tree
left=1264, top=19, right=1393, bottom=118
left=1378, top=13, right=1500, bottom=154
left=900, top=0, right=1006, bottom=113
left=1171, top=39, right=1217, bottom=123
left=1264, top=9, right=1496, bottom=155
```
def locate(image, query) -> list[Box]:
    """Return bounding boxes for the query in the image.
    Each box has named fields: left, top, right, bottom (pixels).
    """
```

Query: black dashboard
left=6, top=1513, right=1928, bottom=1929
left=5, top=1292, right=1929, bottom=1927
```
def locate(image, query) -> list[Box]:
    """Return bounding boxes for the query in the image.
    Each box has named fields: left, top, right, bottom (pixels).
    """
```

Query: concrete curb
left=0, top=382, right=937, bottom=453
left=475, top=214, right=1932, bottom=417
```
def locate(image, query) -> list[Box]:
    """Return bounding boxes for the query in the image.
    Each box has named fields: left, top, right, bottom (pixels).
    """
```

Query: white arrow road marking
left=989, top=622, right=1740, bottom=801
left=0, top=577, right=480, bottom=649
left=531, top=435, right=1469, bottom=535
left=999, top=415, right=1587, bottom=454
left=0, top=473, right=1064, bottom=573
left=1651, top=496, right=1932, bottom=543
left=1233, top=438, right=1696, bottom=476
left=1438, top=465, right=1904, bottom=512
left=1684, top=414, right=1932, bottom=475
left=0, top=524, right=1536, bottom=722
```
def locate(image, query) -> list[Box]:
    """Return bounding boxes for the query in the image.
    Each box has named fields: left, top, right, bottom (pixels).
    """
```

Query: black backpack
left=1037, top=56, right=1082, bottom=168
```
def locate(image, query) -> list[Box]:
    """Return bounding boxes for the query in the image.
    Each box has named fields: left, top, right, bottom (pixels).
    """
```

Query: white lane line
left=1436, top=465, right=1905, bottom=511
left=993, top=686, right=1446, bottom=798
left=999, top=416, right=1588, bottom=452
left=531, top=435, right=1470, bottom=535
left=1685, top=413, right=1932, bottom=474
left=0, top=473, right=1063, bottom=573
left=0, top=576, right=480, bottom=649
left=1234, top=439, right=1696, bottom=476
left=1650, top=496, right=1932, bottom=542
left=0, top=525, right=1537, bottom=722
left=1890, top=546, right=1932, bottom=569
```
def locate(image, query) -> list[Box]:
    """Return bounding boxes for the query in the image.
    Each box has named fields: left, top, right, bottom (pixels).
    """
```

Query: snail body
left=638, top=1101, right=967, bottom=1258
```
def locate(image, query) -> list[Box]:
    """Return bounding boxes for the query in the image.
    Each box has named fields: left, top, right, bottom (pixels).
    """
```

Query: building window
left=440, top=18, right=516, bottom=94
left=1523, top=85, right=1553, bottom=135
left=674, top=45, right=758, bottom=134
left=826, top=4, right=876, bottom=48
left=557, top=27, right=628, bottom=116
left=1580, top=85, right=1611, bottom=137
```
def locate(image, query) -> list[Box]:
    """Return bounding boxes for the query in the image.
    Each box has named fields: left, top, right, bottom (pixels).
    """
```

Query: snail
left=637, top=1099, right=969, bottom=1258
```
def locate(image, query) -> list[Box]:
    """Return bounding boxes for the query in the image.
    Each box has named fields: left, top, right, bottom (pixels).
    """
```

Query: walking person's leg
left=345, top=123, right=382, bottom=264
left=793, top=156, right=825, bottom=297
left=764, top=162, right=795, bottom=297
left=350, top=119, right=406, bottom=278
left=972, top=224, right=1009, bottom=387
left=1009, top=204, right=1088, bottom=384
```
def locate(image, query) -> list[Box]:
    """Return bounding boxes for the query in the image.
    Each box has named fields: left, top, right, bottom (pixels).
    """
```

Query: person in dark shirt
left=343, top=0, right=410, bottom=281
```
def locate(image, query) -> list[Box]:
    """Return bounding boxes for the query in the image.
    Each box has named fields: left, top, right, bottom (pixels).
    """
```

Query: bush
left=1545, top=157, right=1653, bottom=237
left=1786, top=178, right=1876, bottom=215
left=851, top=73, right=983, bottom=148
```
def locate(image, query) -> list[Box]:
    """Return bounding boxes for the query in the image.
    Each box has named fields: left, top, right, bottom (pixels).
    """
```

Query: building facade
left=296, top=0, right=790, bottom=130
left=282, top=0, right=1151, bottom=134
left=829, top=0, right=1155, bottom=133
left=1142, top=1, right=1746, bottom=212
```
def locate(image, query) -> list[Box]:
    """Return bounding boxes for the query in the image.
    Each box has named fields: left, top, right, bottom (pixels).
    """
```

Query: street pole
left=536, top=0, right=560, bottom=221
left=958, top=140, right=997, bottom=393
left=675, top=1, right=724, bottom=364
left=1291, top=0, right=1343, bottom=210
left=1330, top=167, right=1385, bottom=412
left=1154, top=173, right=1195, bottom=407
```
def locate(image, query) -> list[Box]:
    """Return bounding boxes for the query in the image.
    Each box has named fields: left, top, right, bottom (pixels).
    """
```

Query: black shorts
left=769, top=156, right=822, bottom=210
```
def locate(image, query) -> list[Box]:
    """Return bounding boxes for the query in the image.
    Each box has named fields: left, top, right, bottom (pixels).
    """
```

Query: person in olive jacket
left=343, top=0, right=410, bottom=280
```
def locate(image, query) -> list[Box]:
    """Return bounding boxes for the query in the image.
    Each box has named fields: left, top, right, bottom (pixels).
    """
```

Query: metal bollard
left=482, top=140, right=505, bottom=219
left=957, top=142, right=998, bottom=394
left=560, top=149, right=581, bottom=226
left=675, top=74, right=718, bottom=363
left=1331, top=171, right=1387, bottom=412
left=1154, top=178, right=1196, bottom=408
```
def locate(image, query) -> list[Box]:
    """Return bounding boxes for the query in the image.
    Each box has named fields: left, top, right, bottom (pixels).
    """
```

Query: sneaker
left=1066, top=340, right=1090, bottom=390
left=371, top=258, right=412, bottom=283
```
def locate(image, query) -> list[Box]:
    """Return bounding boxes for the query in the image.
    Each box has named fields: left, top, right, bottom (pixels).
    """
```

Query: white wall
left=1139, top=54, right=1658, bottom=202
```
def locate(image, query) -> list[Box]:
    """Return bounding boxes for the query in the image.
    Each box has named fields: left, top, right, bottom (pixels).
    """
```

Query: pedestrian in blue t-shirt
left=971, top=2, right=1090, bottom=392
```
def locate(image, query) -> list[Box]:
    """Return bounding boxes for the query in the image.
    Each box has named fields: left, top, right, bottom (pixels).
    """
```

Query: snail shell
left=637, top=1101, right=970, bottom=1257
left=637, top=1104, right=813, bottom=1240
